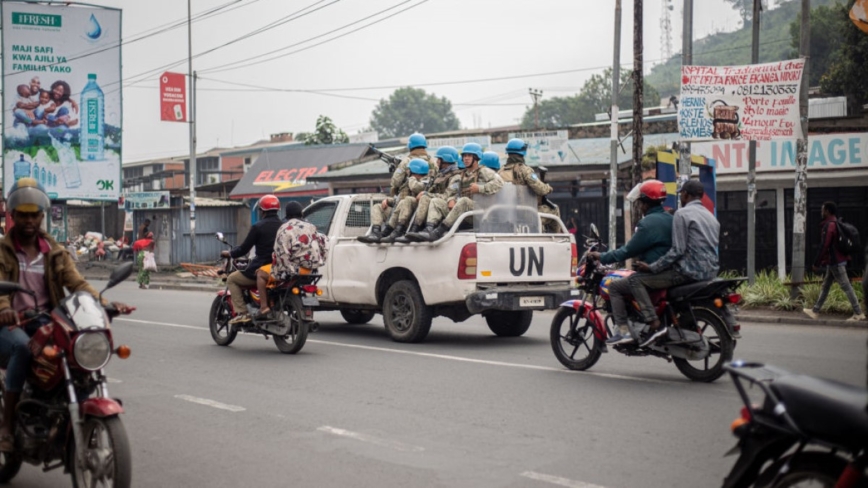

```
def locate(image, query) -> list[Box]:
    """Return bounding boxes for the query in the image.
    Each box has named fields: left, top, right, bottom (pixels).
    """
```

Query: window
left=197, top=157, right=220, bottom=185
left=303, top=201, right=338, bottom=235
left=243, top=157, right=252, bottom=173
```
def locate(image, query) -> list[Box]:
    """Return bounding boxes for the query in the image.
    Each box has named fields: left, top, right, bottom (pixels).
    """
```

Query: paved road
left=11, top=282, right=867, bottom=488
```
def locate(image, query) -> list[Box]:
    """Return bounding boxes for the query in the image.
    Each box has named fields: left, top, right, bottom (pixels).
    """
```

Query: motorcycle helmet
left=7, top=177, right=50, bottom=213
left=638, top=179, right=667, bottom=203
left=256, top=194, right=280, bottom=212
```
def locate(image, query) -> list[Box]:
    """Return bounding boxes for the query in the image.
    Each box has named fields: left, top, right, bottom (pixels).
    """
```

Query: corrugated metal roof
left=183, top=196, right=245, bottom=207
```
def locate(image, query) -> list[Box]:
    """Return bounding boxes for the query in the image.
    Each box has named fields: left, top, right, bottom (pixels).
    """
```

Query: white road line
left=174, top=394, right=246, bottom=413
left=520, top=471, right=608, bottom=488
left=317, top=426, right=424, bottom=453
left=107, top=378, right=122, bottom=383
left=117, top=317, right=679, bottom=385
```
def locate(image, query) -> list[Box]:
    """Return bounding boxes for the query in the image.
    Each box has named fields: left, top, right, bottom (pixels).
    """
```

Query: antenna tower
left=660, top=0, right=673, bottom=60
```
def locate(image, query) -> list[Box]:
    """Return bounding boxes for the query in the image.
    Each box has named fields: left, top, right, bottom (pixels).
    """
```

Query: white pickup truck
left=302, top=191, right=579, bottom=343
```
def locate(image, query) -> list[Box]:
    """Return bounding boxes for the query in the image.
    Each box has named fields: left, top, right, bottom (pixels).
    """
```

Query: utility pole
left=678, top=0, right=693, bottom=181
left=631, top=0, right=644, bottom=188
left=188, top=0, right=197, bottom=263
left=609, top=0, right=622, bottom=249
left=747, top=0, right=761, bottom=284
left=529, top=88, right=543, bottom=129
left=790, top=0, right=810, bottom=299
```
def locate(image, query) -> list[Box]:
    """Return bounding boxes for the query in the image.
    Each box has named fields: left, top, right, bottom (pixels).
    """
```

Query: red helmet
left=257, top=194, right=280, bottom=212
left=638, top=179, right=667, bottom=203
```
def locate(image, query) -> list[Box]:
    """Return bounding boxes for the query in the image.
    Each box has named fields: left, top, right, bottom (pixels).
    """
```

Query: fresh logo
left=87, top=99, right=99, bottom=133
left=97, top=180, right=114, bottom=190
left=12, top=13, right=62, bottom=27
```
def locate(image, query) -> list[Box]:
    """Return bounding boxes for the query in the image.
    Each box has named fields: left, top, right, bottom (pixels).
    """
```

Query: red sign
left=159, top=72, right=187, bottom=122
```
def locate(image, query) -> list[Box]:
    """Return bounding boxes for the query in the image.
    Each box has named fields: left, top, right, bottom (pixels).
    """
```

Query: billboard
left=159, top=71, right=186, bottom=122
left=121, top=191, right=170, bottom=211
left=679, top=60, right=805, bottom=142
left=2, top=2, right=122, bottom=201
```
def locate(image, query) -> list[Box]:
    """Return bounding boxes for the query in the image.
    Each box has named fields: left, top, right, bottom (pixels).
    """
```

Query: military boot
left=394, top=223, right=420, bottom=244
left=422, top=223, right=449, bottom=242
left=379, top=224, right=406, bottom=244
left=357, top=225, right=382, bottom=243
left=405, top=223, right=435, bottom=242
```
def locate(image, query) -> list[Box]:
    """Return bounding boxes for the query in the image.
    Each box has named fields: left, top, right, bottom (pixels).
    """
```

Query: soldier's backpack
left=835, top=219, right=861, bottom=256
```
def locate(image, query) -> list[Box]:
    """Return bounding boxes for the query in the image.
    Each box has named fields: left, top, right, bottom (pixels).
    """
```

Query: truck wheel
left=340, top=309, right=376, bottom=325
left=485, top=310, right=533, bottom=337
left=383, top=280, right=432, bottom=343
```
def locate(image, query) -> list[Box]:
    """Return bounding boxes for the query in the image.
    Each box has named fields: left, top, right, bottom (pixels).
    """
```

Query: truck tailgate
left=474, top=235, right=573, bottom=284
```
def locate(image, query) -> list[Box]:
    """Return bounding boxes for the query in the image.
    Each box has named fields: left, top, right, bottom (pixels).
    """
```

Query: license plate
left=302, top=296, right=319, bottom=307
left=519, top=296, right=545, bottom=307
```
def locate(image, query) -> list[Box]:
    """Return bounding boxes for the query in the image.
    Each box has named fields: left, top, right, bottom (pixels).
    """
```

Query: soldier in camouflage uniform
left=413, top=143, right=503, bottom=242
left=500, top=138, right=561, bottom=233
left=358, top=133, right=436, bottom=243
left=379, top=159, right=431, bottom=243
left=400, top=146, right=464, bottom=243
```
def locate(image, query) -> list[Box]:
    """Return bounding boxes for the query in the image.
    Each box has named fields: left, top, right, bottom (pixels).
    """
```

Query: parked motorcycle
left=0, top=262, right=135, bottom=487
left=550, top=224, right=743, bottom=382
left=208, top=232, right=320, bottom=354
left=722, top=361, right=868, bottom=487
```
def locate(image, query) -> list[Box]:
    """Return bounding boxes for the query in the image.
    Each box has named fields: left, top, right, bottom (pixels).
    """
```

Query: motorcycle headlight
left=73, top=333, right=112, bottom=371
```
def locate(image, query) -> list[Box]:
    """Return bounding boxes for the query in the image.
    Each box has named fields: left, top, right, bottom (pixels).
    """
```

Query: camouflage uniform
left=414, top=167, right=462, bottom=227
left=428, top=165, right=503, bottom=228
left=390, top=175, right=430, bottom=226
left=499, top=154, right=561, bottom=233
left=272, top=218, right=329, bottom=281
left=385, top=149, right=437, bottom=228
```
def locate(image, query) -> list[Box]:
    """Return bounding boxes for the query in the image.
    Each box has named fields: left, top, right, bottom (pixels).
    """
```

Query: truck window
left=343, top=201, right=372, bottom=238
left=303, top=201, right=338, bottom=235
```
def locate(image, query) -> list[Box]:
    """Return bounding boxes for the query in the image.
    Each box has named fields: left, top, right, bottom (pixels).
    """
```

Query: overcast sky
left=69, top=0, right=752, bottom=161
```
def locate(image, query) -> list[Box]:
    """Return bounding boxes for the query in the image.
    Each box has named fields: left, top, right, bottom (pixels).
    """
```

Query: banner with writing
left=678, top=60, right=805, bottom=142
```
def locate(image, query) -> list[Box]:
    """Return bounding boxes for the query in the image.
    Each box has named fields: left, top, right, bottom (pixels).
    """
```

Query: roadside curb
left=737, top=312, right=867, bottom=329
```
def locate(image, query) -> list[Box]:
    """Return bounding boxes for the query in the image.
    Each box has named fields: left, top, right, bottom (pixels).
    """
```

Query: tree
left=812, top=1, right=868, bottom=107
left=789, top=4, right=846, bottom=87
left=722, top=0, right=768, bottom=27
left=520, top=68, right=661, bottom=129
left=369, top=87, right=460, bottom=138
left=303, top=115, right=349, bottom=145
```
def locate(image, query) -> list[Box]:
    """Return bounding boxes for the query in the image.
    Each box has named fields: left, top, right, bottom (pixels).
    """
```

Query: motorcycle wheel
left=549, top=306, right=602, bottom=371
left=209, top=295, right=237, bottom=346
left=673, top=308, right=733, bottom=383
left=755, top=452, right=847, bottom=488
left=0, top=387, right=22, bottom=483
left=69, top=416, right=132, bottom=488
left=273, top=295, right=309, bottom=354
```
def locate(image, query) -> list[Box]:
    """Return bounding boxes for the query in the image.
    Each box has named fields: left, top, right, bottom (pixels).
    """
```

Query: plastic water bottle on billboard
left=32, top=162, right=39, bottom=181
left=13, top=154, right=31, bottom=182
left=51, top=135, right=82, bottom=188
left=40, top=167, right=46, bottom=186
left=81, top=73, right=105, bottom=161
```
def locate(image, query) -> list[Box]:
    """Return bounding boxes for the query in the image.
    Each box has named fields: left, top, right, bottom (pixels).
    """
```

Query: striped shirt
left=649, top=200, right=720, bottom=281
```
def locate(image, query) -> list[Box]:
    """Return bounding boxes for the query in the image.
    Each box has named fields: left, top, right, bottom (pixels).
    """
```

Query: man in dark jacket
left=588, top=180, right=673, bottom=345
left=803, top=201, right=864, bottom=321
left=221, top=195, right=283, bottom=324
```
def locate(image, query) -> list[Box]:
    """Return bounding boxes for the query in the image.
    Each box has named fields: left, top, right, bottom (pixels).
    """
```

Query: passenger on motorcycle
left=221, top=194, right=283, bottom=324
left=0, top=178, right=132, bottom=452
left=253, top=202, right=328, bottom=318
left=633, top=179, right=720, bottom=347
left=587, top=179, right=673, bottom=345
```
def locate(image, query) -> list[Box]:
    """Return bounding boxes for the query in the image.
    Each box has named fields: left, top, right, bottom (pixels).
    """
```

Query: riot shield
left=473, top=184, right=541, bottom=234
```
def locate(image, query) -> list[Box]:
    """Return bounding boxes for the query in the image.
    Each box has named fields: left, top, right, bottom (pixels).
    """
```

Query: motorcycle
left=0, top=262, right=135, bottom=487
left=550, top=223, right=743, bottom=382
left=722, top=361, right=868, bottom=487
left=208, top=232, right=321, bottom=354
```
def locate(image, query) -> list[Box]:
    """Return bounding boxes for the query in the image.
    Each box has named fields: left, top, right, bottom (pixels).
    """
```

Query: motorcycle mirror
left=215, top=232, right=224, bottom=241
left=106, top=262, right=135, bottom=290
left=590, top=223, right=600, bottom=238
left=0, top=281, right=34, bottom=297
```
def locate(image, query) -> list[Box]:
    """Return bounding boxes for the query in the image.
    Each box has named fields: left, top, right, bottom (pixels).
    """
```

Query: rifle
left=369, top=144, right=401, bottom=174
left=536, top=166, right=558, bottom=212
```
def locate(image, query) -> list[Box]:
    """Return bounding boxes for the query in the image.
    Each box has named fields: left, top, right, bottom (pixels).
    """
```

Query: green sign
left=12, top=12, right=62, bottom=27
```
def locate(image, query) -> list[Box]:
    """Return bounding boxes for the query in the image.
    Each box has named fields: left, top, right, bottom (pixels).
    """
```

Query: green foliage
left=738, top=269, right=864, bottom=314
left=19, top=145, right=59, bottom=163
left=303, top=115, right=349, bottom=145
left=520, top=68, right=661, bottom=129
left=642, top=144, right=670, bottom=170
left=801, top=275, right=865, bottom=314
left=789, top=4, right=846, bottom=87
left=369, top=87, right=460, bottom=138
left=722, top=0, right=769, bottom=27
left=817, top=0, right=868, bottom=107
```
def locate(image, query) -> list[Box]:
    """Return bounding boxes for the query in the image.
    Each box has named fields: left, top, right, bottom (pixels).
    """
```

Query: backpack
left=835, top=219, right=861, bottom=256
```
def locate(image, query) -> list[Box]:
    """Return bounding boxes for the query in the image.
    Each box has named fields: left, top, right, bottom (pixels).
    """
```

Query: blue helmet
left=505, top=138, right=528, bottom=156
left=435, top=146, right=460, bottom=164
left=408, top=158, right=429, bottom=175
left=408, top=133, right=427, bottom=150
left=480, top=151, right=501, bottom=171
left=456, top=158, right=466, bottom=170
left=461, top=142, right=483, bottom=161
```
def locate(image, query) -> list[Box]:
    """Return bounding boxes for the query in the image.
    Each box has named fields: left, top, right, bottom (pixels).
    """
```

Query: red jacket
left=815, top=216, right=848, bottom=267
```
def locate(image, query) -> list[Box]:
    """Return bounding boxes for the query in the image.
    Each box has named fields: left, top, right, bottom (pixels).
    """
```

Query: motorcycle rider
left=379, top=159, right=432, bottom=244
left=220, top=194, right=283, bottom=324
left=498, top=138, right=560, bottom=233
left=359, top=133, right=437, bottom=243
left=0, top=178, right=132, bottom=452
left=401, top=146, right=464, bottom=243
left=587, top=180, right=673, bottom=345
left=412, top=143, right=504, bottom=242
left=633, top=179, right=720, bottom=347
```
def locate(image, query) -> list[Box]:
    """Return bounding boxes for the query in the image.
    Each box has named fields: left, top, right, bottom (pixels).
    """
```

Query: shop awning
left=229, top=143, right=371, bottom=199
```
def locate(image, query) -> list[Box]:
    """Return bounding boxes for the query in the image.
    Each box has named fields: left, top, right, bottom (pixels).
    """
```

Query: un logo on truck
left=510, top=247, right=544, bottom=277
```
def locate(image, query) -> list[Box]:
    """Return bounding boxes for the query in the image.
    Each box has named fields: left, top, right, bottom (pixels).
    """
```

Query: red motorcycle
left=550, top=224, right=743, bottom=382
left=0, top=262, right=135, bottom=487
left=208, top=232, right=321, bottom=354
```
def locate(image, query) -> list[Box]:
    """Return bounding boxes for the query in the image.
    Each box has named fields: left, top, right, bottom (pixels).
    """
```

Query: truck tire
left=485, top=310, right=533, bottom=337
left=383, top=280, right=432, bottom=343
left=340, top=309, right=376, bottom=325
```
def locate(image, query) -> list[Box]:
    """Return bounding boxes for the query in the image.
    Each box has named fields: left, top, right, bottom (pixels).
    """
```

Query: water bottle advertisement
left=1, top=1, right=121, bottom=201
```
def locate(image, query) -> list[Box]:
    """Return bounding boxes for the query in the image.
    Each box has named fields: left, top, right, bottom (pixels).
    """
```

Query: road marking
left=520, top=471, right=608, bottom=488
left=174, top=394, right=246, bottom=413
left=317, top=426, right=424, bottom=453
left=118, top=317, right=690, bottom=386
left=107, top=378, right=122, bottom=383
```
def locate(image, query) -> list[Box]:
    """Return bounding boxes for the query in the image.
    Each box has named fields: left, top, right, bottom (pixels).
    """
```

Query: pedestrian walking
left=133, top=232, right=155, bottom=289
left=803, top=202, right=865, bottom=322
